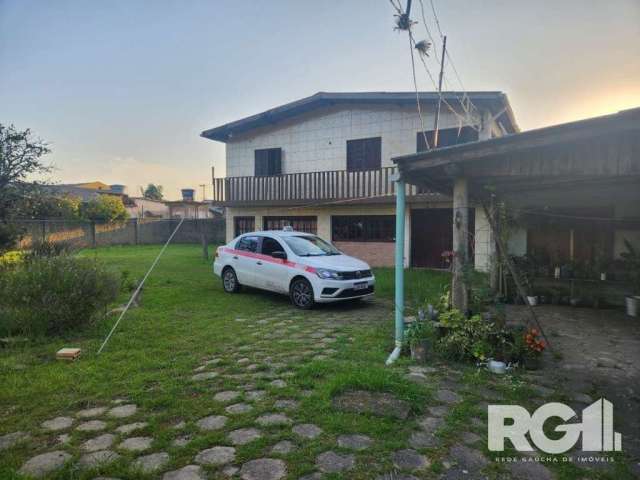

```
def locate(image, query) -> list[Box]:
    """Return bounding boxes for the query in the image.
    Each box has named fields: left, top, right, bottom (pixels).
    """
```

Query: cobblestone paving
left=3, top=300, right=638, bottom=479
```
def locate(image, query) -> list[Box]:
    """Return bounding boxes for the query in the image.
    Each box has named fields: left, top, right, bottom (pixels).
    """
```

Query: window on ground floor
left=332, top=215, right=395, bottom=242
left=263, top=216, right=317, bottom=234
left=234, top=216, right=255, bottom=237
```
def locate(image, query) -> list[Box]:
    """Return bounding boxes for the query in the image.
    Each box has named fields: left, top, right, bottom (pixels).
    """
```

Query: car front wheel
left=222, top=268, right=240, bottom=293
left=290, top=278, right=315, bottom=309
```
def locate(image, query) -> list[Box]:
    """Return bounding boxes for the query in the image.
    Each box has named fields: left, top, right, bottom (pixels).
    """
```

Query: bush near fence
left=14, top=218, right=226, bottom=249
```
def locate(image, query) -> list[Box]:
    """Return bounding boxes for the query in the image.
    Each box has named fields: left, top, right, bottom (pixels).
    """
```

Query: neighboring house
left=166, top=188, right=214, bottom=219
left=201, top=91, right=517, bottom=268
left=44, top=182, right=129, bottom=202
left=126, top=198, right=170, bottom=219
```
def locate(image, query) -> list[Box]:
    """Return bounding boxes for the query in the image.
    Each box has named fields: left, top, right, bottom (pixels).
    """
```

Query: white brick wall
left=225, top=104, right=480, bottom=176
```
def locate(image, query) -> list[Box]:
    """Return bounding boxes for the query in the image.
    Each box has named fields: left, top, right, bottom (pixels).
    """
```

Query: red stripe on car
left=222, top=248, right=316, bottom=273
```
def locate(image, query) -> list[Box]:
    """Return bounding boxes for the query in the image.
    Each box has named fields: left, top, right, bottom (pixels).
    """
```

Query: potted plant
left=594, top=245, right=608, bottom=281
left=621, top=240, right=640, bottom=317
left=521, top=327, right=546, bottom=370
left=405, top=319, right=433, bottom=363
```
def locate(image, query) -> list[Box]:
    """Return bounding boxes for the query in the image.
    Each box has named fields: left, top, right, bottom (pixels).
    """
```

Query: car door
left=232, top=235, right=260, bottom=287
left=255, top=235, right=290, bottom=293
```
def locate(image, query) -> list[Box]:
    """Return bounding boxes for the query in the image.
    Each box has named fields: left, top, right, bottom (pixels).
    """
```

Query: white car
left=213, top=229, right=375, bottom=309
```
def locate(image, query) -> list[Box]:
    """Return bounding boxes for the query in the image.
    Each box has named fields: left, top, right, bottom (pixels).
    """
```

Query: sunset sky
left=1, top=0, right=639, bottom=199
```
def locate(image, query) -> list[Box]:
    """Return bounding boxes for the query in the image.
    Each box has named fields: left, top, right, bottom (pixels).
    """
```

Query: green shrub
left=25, top=240, right=75, bottom=259
left=437, top=309, right=496, bottom=362
left=0, top=254, right=119, bottom=337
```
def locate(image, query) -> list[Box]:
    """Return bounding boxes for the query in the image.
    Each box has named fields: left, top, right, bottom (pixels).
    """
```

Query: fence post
left=133, top=218, right=139, bottom=245
left=41, top=219, right=46, bottom=243
left=91, top=221, right=97, bottom=248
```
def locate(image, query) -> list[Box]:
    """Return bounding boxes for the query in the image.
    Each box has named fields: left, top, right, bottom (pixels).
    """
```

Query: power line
left=411, top=34, right=480, bottom=131
left=408, top=32, right=432, bottom=150
left=417, top=0, right=440, bottom=65
left=425, top=0, right=481, bottom=119
left=399, top=1, right=480, bottom=135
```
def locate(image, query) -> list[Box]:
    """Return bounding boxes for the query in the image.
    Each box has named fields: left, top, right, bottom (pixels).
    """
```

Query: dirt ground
left=506, top=305, right=640, bottom=467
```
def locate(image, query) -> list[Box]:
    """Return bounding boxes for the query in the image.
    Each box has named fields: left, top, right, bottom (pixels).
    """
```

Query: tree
left=28, top=194, right=82, bottom=220
left=81, top=195, right=129, bottom=222
left=0, top=124, right=51, bottom=252
left=142, top=183, right=163, bottom=201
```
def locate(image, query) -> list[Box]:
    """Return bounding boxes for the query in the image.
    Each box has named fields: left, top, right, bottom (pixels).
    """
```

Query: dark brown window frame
left=416, top=126, right=478, bottom=152
left=346, top=136, right=381, bottom=171
left=263, top=216, right=317, bottom=234
left=331, top=215, right=396, bottom=242
left=254, top=147, right=282, bottom=176
left=234, top=216, right=255, bottom=237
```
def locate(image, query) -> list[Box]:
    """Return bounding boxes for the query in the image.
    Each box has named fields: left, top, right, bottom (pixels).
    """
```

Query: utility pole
left=432, top=35, right=447, bottom=148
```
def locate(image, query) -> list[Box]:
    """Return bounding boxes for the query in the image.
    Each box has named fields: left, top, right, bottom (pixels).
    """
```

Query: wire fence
left=13, top=218, right=226, bottom=250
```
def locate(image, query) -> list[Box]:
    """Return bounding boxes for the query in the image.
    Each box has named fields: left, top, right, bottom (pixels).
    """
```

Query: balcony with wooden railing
left=211, top=166, right=438, bottom=206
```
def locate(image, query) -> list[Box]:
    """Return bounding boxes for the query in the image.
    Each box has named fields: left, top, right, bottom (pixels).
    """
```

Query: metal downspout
left=386, top=178, right=405, bottom=365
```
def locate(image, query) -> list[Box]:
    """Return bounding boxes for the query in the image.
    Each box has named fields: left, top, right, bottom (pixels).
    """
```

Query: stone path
left=4, top=301, right=636, bottom=479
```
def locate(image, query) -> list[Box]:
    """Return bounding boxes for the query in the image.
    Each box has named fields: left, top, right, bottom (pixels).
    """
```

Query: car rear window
left=236, top=236, right=259, bottom=253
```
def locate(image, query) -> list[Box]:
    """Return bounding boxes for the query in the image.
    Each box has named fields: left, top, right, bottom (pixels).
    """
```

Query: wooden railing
left=212, top=167, right=430, bottom=204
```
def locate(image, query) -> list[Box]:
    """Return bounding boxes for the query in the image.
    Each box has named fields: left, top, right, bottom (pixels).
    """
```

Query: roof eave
left=201, top=91, right=517, bottom=143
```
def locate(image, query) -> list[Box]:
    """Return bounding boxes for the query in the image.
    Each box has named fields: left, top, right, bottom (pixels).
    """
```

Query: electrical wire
left=411, top=32, right=480, bottom=131
left=394, top=0, right=481, bottom=144
left=425, top=0, right=481, bottom=120
left=408, top=31, right=432, bottom=151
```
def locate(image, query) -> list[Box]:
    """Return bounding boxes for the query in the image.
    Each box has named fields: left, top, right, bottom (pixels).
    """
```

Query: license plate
left=353, top=282, right=368, bottom=290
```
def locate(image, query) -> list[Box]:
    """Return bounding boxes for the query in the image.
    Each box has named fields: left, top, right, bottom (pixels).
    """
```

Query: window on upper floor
left=346, top=137, right=381, bottom=171
left=255, top=148, right=282, bottom=176
left=416, top=126, right=478, bottom=152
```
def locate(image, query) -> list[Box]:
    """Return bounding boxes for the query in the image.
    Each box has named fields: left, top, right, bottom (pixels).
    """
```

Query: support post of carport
left=386, top=176, right=405, bottom=365
left=452, top=176, right=469, bottom=312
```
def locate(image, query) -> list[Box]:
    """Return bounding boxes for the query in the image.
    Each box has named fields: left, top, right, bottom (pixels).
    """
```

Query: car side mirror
left=271, top=251, right=287, bottom=260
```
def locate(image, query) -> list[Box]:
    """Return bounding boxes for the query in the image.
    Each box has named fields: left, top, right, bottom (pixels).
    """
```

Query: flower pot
left=410, top=340, right=428, bottom=363
left=524, top=356, right=541, bottom=370
left=487, top=360, right=507, bottom=374
left=626, top=296, right=640, bottom=317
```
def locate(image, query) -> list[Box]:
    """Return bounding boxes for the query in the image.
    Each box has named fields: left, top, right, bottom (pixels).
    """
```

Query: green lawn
left=372, top=267, right=450, bottom=309
left=0, top=245, right=633, bottom=479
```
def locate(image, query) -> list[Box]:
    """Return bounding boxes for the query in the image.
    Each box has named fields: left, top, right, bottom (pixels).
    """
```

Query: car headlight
left=315, top=268, right=343, bottom=280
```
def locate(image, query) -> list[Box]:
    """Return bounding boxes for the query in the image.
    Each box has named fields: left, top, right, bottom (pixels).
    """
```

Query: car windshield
left=284, top=235, right=341, bottom=257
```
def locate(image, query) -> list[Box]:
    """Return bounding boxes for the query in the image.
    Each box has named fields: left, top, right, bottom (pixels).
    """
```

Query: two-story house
left=201, top=91, right=518, bottom=269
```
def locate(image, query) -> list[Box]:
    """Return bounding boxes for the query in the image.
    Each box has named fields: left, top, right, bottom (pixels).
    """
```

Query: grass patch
left=373, top=266, right=450, bottom=307
left=0, top=245, right=633, bottom=479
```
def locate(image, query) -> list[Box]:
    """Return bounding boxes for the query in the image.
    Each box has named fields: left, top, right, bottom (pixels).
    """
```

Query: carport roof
left=392, top=106, right=640, bottom=195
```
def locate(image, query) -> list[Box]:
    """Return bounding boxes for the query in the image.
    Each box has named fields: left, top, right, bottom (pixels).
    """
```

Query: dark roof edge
left=392, top=106, right=640, bottom=166
left=201, top=91, right=517, bottom=143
